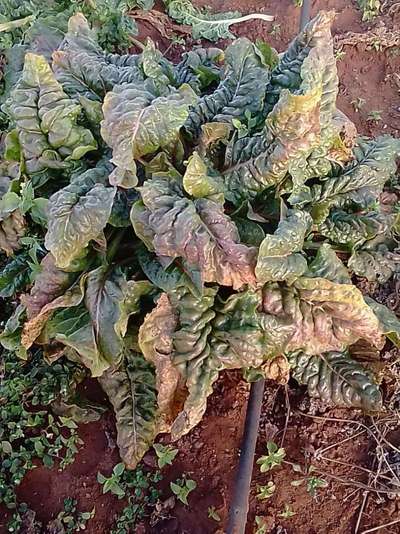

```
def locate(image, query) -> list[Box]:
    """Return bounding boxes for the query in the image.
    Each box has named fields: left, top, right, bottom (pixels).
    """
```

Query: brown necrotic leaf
left=139, top=293, right=185, bottom=432
left=131, top=176, right=256, bottom=290
left=0, top=209, right=25, bottom=255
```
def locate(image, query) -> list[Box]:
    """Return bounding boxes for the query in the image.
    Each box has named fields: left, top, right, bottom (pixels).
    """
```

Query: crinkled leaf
left=168, top=286, right=219, bottom=439
left=53, top=13, right=142, bottom=101
left=132, top=176, right=256, bottom=289
left=101, top=82, right=197, bottom=185
left=139, top=293, right=184, bottom=432
left=319, top=210, right=388, bottom=249
left=6, top=53, right=97, bottom=175
left=348, top=247, right=400, bottom=283
left=173, top=47, right=223, bottom=93
left=45, top=167, right=116, bottom=269
left=84, top=265, right=127, bottom=368
left=306, top=243, right=351, bottom=284
left=185, top=38, right=270, bottom=138
left=99, top=351, right=158, bottom=469
left=288, top=350, right=382, bottom=411
left=364, top=297, right=400, bottom=347
left=256, top=210, right=312, bottom=283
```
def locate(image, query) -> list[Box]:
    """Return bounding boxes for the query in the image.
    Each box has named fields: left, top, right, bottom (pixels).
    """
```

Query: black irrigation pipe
left=226, top=1, right=311, bottom=532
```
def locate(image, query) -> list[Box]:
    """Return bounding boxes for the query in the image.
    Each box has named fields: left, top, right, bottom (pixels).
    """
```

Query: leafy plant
left=170, top=477, right=197, bottom=505
left=50, top=498, right=95, bottom=533
left=98, top=462, right=127, bottom=498
left=254, top=516, right=268, bottom=534
left=278, top=504, right=296, bottom=519
left=367, top=110, right=383, bottom=122
left=0, top=351, right=86, bottom=530
left=256, top=481, right=276, bottom=500
left=1, top=10, right=400, bottom=477
left=153, top=443, right=178, bottom=468
left=290, top=464, right=328, bottom=498
left=207, top=505, right=221, bottom=521
left=257, top=442, right=285, bottom=473
left=357, top=0, right=380, bottom=21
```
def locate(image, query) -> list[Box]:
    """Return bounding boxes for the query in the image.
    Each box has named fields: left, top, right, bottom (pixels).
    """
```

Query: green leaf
left=132, top=176, right=256, bottom=290
left=185, top=38, right=270, bottom=138
left=164, top=0, right=272, bottom=41
left=101, top=82, right=197, bottom=186
left=114, top=280, right=154, bottom=338
left=153, top=443, right=178, bottom=468
left=174, top=47, right=223, bottom=93
left=0, top=251, right=31, bottom=298
left=288, top=350, right=382, bottom=411
left=255, top=210, right=312, bottom=284
left=6, top=53, right=97, bottom=176
left=99, top=352, right=158, bottom=469
left=256, top=441, right=285, bottom=472
left=45, top=167, right=116, bottom=269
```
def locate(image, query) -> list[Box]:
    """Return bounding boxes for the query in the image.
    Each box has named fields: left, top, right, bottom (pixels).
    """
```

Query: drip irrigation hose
left=226, top=2, right=311, bottom=532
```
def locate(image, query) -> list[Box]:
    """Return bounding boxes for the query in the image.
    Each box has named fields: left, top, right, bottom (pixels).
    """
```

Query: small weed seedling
left=54, top=498, right=95, bottom=533
left=254, top=516, right=268, bottom=534
left=278, top=504, right=296, bottom=519
left=290, top=464, right=328, bottom=498
left=367, top=110, right=383, bottom=122
left=269, top=23, right=282, bottom=39
left=257, top=442, right=285, bottom=473
left=97, top=462, right=126, bottom=498
left=334, top=48, right=346, bottom=61
left=207, top=506, right=221, bottom=522
left=170, top=477, right=196, bottom=505
left=351, top=97, right=366, bottom=112
left=153, top=443, right=178, bottom=468
left=256, top=481, right=276, bottom=500
left=98, top=463, right=162, bottom=533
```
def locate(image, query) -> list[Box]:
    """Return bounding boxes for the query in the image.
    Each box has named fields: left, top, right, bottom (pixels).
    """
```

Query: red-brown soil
left=2, top=1, right=400, bottom=533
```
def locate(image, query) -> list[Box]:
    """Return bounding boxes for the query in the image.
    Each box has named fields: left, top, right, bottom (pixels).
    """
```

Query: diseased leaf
left=183, top=152, right=224, bottom=202
left=6, top=53, right=97, bottom=175
left=45, top=167, right=116, bottom=269
left=20, top=253, right=78, bottom=318
left=306, top=244, right=351, bottom=284
left=84, top=265, right=127, bottom=369
left=255, top=210, right=312, bottom=284
left=0, top=209, right=25, bottom=255
left=168, top=286, right=219, bottom=439
left=364, top=297, right=400, bottom=347
left=288, top=350, right=382, bottom=411
left=319, top=210, right=388, bottom=249
left=139, top=293, right=184, bottom=432
left=115, top=280, right=154, bottom=338
left=99, top=351, right=158, bottom=469
left=185, top=38, right=270, bottom=138
left=348, top=247, right=400, bottom=283
left=132, top=176, right=257, bottom=289
left=101, top=82, right=197, bottom=186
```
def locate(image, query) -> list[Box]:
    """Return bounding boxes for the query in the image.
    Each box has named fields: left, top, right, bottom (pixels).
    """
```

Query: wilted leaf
left=348, top=247, right=400, bottom=283
left=0, top=209, right=25, bottom=255
left=99, top=351, right=158, bottom=469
